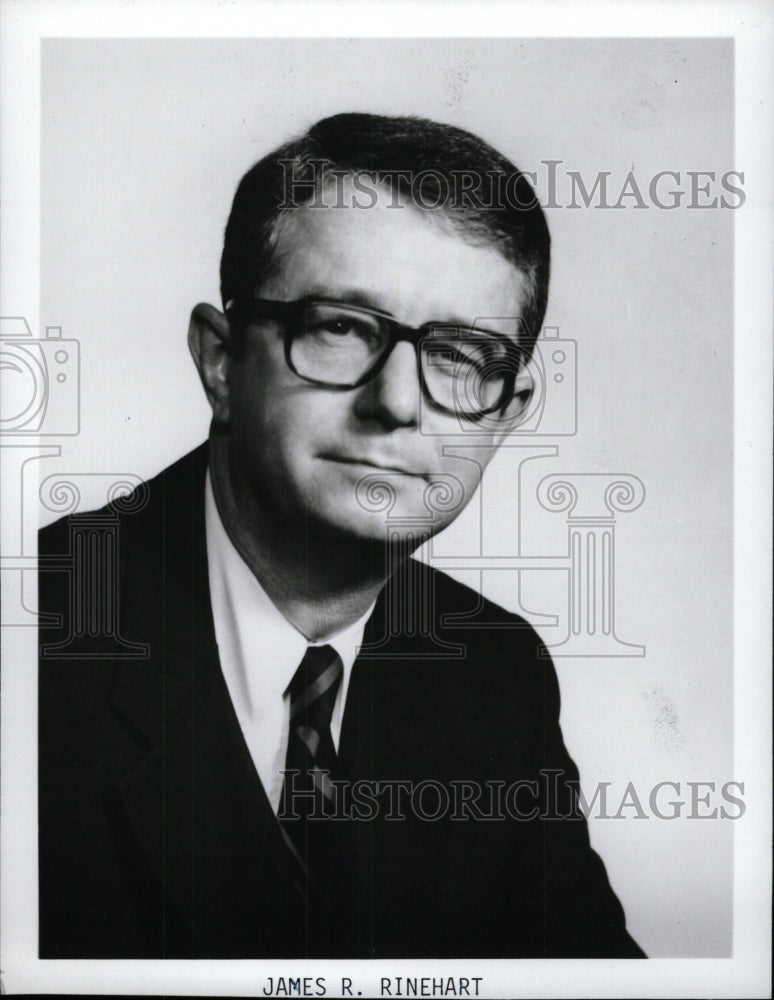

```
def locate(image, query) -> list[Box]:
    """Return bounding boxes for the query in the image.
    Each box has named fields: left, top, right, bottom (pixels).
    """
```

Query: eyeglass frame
left=227, top=294, right=528, bottom=421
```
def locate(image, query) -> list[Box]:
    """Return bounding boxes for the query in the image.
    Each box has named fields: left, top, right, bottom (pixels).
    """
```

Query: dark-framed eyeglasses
left=231, top=295, right=527, bottom=421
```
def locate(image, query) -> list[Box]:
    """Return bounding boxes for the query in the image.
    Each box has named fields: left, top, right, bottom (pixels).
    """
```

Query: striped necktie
left=280, top=644, right=343, bottom=876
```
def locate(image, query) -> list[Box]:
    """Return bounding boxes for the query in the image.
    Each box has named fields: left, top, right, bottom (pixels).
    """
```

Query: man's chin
left=303, top=501, right=438, bottom=550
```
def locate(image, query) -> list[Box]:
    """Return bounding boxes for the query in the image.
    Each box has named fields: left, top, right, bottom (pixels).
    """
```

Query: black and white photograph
left=0, top=2, right=771, bottom=997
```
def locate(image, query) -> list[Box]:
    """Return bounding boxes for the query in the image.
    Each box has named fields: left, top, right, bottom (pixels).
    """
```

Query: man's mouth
left=320, top=454, right=429, bottom=478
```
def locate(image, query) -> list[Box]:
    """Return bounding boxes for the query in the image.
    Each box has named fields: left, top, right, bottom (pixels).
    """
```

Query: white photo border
left=1, top=1, right=771, bottom=997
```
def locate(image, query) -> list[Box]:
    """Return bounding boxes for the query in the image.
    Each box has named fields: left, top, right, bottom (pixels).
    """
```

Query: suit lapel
left=107, top=444, right=305, bottom=956
left=112, top=643, right=304, bottom=955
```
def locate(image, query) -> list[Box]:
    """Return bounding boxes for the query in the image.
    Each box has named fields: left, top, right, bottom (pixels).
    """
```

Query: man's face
left=224, top=180, right=529, bottom=544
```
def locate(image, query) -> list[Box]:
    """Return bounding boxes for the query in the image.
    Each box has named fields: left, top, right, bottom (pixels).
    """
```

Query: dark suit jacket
left=38, top=444, right=644, bottom=959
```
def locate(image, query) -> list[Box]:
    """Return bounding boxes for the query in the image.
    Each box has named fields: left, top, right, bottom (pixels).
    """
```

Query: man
left=39, top=112, right=644, bottom=958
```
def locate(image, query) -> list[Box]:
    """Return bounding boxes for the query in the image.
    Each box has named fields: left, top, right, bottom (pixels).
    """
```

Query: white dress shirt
left=204, top=470, right=373, bottom=814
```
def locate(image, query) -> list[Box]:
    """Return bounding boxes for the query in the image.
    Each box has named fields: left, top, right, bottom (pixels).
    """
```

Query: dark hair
left=220, top=112, right=550, bottom=355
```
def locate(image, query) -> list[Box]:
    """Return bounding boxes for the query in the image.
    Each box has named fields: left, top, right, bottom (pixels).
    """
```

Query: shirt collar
left=204, top=468, right=373, bottom=719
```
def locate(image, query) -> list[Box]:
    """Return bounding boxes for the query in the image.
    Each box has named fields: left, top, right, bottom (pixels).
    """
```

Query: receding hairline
left=251, top=169, right=539, bottom=313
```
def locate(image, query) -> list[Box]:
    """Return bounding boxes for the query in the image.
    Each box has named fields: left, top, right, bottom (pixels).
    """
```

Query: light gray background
left=40, top=37, right=734, bottom=957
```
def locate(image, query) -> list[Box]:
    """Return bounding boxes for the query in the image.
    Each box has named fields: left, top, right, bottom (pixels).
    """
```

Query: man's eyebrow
left=302, top=287, right=389, bottom=313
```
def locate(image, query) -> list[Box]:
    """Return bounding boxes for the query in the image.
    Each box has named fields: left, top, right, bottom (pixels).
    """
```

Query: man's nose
left=353, top=341, right=422, bottom=429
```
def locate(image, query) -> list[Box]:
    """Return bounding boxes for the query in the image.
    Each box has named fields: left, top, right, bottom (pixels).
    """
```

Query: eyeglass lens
left=289, top=302, right=518, bottom=417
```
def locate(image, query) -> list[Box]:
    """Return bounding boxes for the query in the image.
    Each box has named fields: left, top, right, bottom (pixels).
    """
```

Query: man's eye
left=308, top=315, right=381, bottom=345
left=316, top=319, right=358, bottom=336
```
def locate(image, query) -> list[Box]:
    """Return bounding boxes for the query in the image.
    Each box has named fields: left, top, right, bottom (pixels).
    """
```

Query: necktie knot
left=288, top=644, right=343, bottom=732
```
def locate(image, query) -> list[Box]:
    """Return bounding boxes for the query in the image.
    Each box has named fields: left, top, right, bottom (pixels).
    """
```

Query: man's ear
left=492, top=368, right=534, bottom=448
left=188, top=303, right=233, bottom=424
